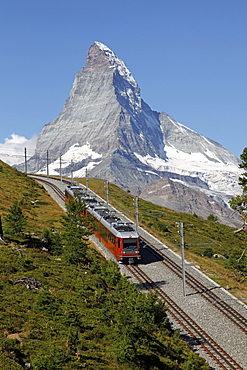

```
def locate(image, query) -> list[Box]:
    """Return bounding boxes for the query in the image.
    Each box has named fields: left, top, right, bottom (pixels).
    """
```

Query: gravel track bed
left=33, top=177, right=247, bottom=370
left=141, top=258, right=247, bottom=369
left=137, top=228, right=247, bottom=369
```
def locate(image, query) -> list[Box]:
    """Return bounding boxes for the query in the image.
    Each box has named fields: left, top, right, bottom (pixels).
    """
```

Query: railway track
left=30, top=176, right=66, bottom=202
left=126, top=264, right=243, bottom=370
left=142, top=238, right=247, bottom=336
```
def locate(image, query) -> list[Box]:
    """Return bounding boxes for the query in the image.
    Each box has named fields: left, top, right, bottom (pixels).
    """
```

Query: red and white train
left=65, top=185, right=141, bottom=264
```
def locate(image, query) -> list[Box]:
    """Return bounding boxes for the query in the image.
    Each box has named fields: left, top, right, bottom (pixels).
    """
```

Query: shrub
left=203, top=247, right=214, bottom=258
left=207, top=214, right=218, bottom=222
left=41, top=228, right=62, bottom=255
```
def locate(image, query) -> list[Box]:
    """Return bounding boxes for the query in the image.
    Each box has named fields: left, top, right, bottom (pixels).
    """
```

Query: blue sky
left=1, top=0, right=247, bottom=161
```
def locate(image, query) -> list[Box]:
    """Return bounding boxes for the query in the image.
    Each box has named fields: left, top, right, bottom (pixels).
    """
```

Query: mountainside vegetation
left=0, top=161, right=63, bottom=236
left=0, top=161, right=210, bottom=369
left=229, top=147, right=247, bottom=230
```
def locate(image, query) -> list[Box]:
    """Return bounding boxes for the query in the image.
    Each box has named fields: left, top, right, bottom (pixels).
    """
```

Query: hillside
left=0, top=160, right=63, bottom=236
left=0, top=162, right=210, bottom=369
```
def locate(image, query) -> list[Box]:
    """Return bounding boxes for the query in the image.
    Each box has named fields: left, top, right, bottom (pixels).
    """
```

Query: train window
left=123, top=238, right=137, bottom=251
left=97, top=223, right=116, bottom=246
left=109, top=234, right=116, bottom=246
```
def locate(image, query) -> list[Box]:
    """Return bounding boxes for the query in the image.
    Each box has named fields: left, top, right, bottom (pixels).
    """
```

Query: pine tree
left=61, top=198, right=91, bottom=265
left=42, top=228, right=62, bottom=255
left=229, top=147, right=247, bottom=231
left=4, top=201, right=27, bottom=236
left=238, top=147, right=247, bottom=192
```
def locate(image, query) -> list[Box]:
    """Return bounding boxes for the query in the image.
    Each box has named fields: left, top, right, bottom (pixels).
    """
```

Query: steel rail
left=30, top=176, right=65, bottom=201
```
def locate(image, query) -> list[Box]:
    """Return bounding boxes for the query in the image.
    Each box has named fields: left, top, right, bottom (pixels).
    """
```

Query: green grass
left=0, top=161, right=64, bottom=235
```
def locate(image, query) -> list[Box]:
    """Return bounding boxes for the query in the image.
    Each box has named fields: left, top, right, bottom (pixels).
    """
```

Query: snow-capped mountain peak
left=94, top=41, right=138, bottom=89
left=20, top=41, right=242, bottom=226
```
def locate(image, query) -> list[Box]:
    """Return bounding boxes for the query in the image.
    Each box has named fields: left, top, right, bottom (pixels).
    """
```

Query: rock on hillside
left=136, top=177, right=240, bottom=226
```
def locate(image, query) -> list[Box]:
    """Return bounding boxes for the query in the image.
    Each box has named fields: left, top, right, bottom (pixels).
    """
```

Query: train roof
left=65, top=185, right=139, bottom=238
left=88, top=204, right=139, bottom=238
left=65, top=185, right=97, bottom=204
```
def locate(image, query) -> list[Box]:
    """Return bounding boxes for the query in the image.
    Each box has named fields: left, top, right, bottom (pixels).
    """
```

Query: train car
left=65, top=185, right=97, bottom=214
left=64, top=185, right=141, bottom=264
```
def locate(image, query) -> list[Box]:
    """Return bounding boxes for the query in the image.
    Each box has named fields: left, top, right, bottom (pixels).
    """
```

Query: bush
left=0, top=336, right=25, bottom=368
left=203, top=247, right=214, bottom=258
left=41, top=228, right=62, bottom=255
left=35, top=290, right=60, bottom=316
left=61, top=198, right=91, bottom=265
left=31, top=346, right=66, bottom=370
left=207, top=214, right=218, bottom=222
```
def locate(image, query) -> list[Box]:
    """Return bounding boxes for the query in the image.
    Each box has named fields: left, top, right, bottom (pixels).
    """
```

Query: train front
left=114, top=224, right=141, bottom=264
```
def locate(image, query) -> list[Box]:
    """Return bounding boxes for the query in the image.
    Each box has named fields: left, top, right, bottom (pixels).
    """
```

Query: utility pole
left=0, top=216, right=3, bottom=239
left=106, top=180, right=109, bottom=209
left=71, top=160, right=74, bottom=183
left=0, top=215, right=7, bottom=243
left=85, top=168, right=88, bottom=192
left=24, top=147, right=27, bottom=174
left=46, top=150, right=49, bottom=179
left=135, top=196, right=139, bottom=232
left=180, top=221, right=186, bottom=297
left=59, top=154, right=62, bottom=184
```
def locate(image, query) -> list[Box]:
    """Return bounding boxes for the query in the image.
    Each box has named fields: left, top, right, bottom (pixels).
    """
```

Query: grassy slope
left=0, top=161, right=63, bottom=235
left=0, top=163, right=210, bottom=369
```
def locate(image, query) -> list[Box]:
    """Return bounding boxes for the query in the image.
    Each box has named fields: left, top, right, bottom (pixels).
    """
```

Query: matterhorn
left=23, top=41, right=241, bottom=226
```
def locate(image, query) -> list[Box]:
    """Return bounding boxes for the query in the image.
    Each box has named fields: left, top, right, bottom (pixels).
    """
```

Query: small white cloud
left=0, top=134, right=37, bottom=165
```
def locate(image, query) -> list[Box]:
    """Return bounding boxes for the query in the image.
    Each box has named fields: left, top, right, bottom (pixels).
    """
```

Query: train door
left=117, top=238, right=121, bottom=250
left=117, top=238, right=122, bottom=259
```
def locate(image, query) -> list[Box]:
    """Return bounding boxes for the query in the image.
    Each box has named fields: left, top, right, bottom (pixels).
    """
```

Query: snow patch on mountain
left=134, top=153, right=167, bottom=171
left=136, top=167, right=162, bottom=177
left=37, top=143, right=102, bottom=176
left=134, top=146, right=241, bottom=203
left=62, top=142, right=102, bottom=162
left=164, top=144, right=238, bottom=170
left=135, top=144, right=240, bottom=174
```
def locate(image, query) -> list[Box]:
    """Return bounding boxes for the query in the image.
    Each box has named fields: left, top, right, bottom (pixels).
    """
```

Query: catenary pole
left=46, top=150, right=49, bottom=179
left=24, top=147, right=27, bottom=174
left=60, top=154, right=62, bottom=184
left=180, top=221, right=186, bottom=297
left=106, top=180, right=109, bottom=209
left=71, top=160, right=73, bottom=183
left=86, top=168, right=88, bottom=192
left=135, top=196, right=139, bottom=232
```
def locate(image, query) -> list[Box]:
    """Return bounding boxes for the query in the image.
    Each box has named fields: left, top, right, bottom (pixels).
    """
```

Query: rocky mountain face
left=23, top=41, right=242, bottom=226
